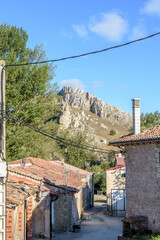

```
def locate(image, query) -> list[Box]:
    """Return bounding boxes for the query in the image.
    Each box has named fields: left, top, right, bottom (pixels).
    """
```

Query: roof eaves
left=106, top=165, right=125, bottom=171
left=109, top=137, right=160, bottom=146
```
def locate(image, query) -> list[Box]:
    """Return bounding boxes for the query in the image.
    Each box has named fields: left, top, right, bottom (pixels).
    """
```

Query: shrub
left=109, top=129, right=116, bottom=135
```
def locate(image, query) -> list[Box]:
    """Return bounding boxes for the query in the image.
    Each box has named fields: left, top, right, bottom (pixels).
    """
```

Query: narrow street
left=55, top=195, right=123, bottom=240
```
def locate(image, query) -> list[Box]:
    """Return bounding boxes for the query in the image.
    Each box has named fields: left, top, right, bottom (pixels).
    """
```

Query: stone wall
left=54, top=193, right=73, bottom=232
left=125, top=143, right=160, bottom=232
left=32, top=192, right=50, bottom=239
left=75, top=190, right=83, bottom=219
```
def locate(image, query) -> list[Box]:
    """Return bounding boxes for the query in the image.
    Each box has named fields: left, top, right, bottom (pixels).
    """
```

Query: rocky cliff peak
left=59, top=86, right=132, bottom=126
left=57, top=86, right=132, bottom=151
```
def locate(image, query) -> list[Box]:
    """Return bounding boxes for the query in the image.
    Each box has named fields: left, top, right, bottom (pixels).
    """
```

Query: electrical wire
left=5, top=111, right=115, bottom=154
left=6, top=112, right=110, bottom=152
left=4, top=31, right=160, bottom=67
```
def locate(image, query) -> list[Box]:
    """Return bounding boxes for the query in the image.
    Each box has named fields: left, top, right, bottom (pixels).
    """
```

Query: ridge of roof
left=54, top=160, right=93, bottom=176
left=9, top=158, right=88, bottom=192
left=106, top=165, right=125, bottom=171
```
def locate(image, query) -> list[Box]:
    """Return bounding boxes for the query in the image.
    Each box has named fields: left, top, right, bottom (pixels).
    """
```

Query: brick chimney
left=132, top=98, right=141, bottom=135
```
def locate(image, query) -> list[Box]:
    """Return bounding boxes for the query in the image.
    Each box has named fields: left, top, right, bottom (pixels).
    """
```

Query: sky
left=1, top=0, right=160, bottom=114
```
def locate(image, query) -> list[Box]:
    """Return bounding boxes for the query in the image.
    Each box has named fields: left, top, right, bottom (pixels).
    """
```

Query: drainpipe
left=50, top=194, right=58, bottom=240
left=24, top=199, right=28, bottom=240
left=39, top=180, right=42, bottom=198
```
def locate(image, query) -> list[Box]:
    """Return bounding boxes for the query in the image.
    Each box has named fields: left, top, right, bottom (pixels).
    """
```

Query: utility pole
left=0, top=60, right=7, bottom=240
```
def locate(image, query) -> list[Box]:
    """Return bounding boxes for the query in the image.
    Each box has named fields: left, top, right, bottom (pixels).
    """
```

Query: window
left=121, top=169, right=126, bottom=177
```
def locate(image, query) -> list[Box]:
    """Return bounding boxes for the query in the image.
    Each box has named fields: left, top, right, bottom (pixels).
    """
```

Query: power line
left=5, top=111, right=115, bottom=154
left=4, top=31, right=160, bottom=67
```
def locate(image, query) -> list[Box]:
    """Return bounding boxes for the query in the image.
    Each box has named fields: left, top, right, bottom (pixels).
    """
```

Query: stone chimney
left=132, top=98, right=141, bottom=135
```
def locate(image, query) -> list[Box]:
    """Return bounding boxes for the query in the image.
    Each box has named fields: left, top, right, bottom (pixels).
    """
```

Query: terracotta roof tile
left=106, top=166, right=125, bottom=171
left=109, top=125, right=160, bottom=146
left=9, top=158, right=93, bottom=192
left=7, top=173, right=57, bottom=208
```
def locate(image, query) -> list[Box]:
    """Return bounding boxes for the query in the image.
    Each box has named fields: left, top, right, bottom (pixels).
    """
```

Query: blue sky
left=1, top=0, right=160, bottom=114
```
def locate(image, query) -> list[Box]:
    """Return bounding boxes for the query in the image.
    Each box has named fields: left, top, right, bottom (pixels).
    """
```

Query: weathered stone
left=125, top=143, right=160, bottom=232
left=100, top=139, right=107, bottom=144
left=59, top=87, right=132, bottom=126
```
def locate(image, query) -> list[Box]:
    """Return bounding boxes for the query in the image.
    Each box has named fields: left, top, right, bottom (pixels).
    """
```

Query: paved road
left=55, top=206, right=122, bottom=240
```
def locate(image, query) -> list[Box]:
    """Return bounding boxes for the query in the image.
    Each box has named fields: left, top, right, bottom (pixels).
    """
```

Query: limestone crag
left=59, top=86, right=132, bottom=126
left=57, top=87, right=132, bottom=151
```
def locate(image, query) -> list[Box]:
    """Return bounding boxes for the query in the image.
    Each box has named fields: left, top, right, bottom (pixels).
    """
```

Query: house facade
left=110, top=133, right=160, bottom=233
left=110, top=99, right=160, bottom=233
left=8, top=157, right=94, bottom=238
left=6, top=174, right=57, bottom=240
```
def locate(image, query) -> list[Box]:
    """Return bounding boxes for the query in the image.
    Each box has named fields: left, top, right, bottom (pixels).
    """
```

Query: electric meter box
left=0, top=162, right=7, bottom=177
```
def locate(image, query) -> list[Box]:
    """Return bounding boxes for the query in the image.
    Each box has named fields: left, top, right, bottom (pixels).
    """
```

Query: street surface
left=55, top=205, right=122, bottom=240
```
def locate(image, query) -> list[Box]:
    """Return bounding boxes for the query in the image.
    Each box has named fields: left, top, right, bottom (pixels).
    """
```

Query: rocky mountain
left=58, top=86, right=132, bottom=150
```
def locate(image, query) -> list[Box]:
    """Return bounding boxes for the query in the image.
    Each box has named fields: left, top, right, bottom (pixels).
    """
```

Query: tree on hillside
left=141, top=111, right=160, bottom=129
left=0, top=23, right=62, bottom=161
left=0, top=23, right=116, bottom=194
left=0, top=24, right=54, bottom=113
left=0, top=23, right=98, bottom=165
left=87, top=160, right=114, bottom=194
left=60, top=132, right=97, bottom=169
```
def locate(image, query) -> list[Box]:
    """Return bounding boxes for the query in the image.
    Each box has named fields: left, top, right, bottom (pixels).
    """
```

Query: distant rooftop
left=9, top=157, right=93, bottom=193
left=106, top=165, right=125, bottom=171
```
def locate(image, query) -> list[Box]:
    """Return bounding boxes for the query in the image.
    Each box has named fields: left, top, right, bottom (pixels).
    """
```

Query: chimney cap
left=131, top=98, right=141, bottom=101
left=132, top=98, right=141, bottom=108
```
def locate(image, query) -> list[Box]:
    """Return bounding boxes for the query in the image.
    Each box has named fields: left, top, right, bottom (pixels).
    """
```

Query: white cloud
left=72, top=24, right=88, bottom=37
left=130, top=21, right=147, bottom=40
left=89, top=12, right=128, bottom=41
left=141, top=0, right=160, bottom=16
left=60, top=79, right=85, bottom=89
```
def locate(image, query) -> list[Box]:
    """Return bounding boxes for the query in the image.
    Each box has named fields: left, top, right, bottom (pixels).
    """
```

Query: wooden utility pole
left=0, top=60, right=7, bottom=240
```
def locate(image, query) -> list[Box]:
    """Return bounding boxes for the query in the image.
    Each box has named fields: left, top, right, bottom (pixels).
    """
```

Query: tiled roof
left=9, top=158, right=93, bottom=192
left=115, top=155, right=125, bottom=166
left=106, top=166, right=125, bottom=171
left=7, top=173, right=58, bottom=208
left=109, top=125, right=160, bottom=146
left=54, top=161, right=93, bottom=177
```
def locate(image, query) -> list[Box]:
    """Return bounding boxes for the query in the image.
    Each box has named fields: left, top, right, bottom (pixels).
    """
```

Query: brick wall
left=125, top=143, right=160, bottom=232
left=6, top=208, right=13, bottom=240
left=26, top=198, right=33, bottom=240
left=18, top=205, right=23, bottom=238
left=7, top=194, right=51, bottom=240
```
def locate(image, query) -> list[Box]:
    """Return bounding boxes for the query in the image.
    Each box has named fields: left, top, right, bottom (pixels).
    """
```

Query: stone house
left=106, top=155, right=126, bottom=216
left=110, top=99, right=160, bottom=233
left=8, top=157, right=94, bottom=238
